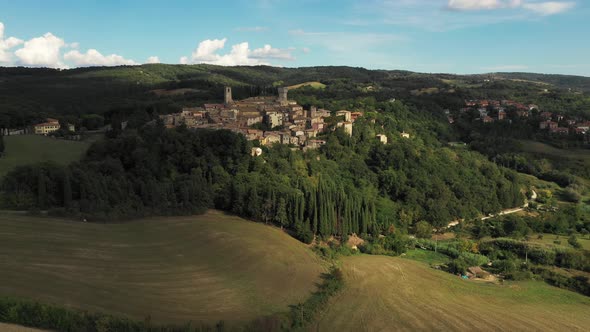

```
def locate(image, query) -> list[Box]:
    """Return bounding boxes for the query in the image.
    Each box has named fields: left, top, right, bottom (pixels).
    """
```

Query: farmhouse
left=34, top=118, right=60, bottom=135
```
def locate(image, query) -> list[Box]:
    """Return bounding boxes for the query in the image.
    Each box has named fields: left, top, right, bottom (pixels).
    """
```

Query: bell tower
left=224, top=86, right=233, bottom=105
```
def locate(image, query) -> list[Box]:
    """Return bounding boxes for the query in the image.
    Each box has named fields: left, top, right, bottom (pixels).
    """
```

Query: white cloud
left=0, top=22, right=139, bottom=68
left=0, top=22, right=24, bottom=63
left=522, top=1, right=575, bottom=15
left=180, top=38, right=295, bottom=66
left=14, top=32, right=66, bottom=68
left=447, top=0, right=575, bottom=15
left=64, top=49, right=137, bottom=67
left=250, top=44, right=295, bottom=60
left=447, top=0, right=521, bottom=10
left=146, top=56, right=160, bottom=64
left=302, top=47, right=311, bottom=53
left=192, top=38, right=227, bottom=61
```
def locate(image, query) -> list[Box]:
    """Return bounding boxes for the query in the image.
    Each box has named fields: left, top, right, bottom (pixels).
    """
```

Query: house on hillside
left=540, top=121, right=558, bottom=130
left=34, top=118, right=60, bottom=135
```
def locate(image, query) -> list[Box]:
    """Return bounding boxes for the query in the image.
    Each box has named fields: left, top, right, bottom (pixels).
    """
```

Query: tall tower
left=224, top=86, right=233, bottom=105
left=277, top=87, right=288, bottom=104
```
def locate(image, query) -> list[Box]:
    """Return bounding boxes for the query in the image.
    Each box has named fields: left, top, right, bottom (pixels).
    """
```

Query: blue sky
left=0, top=0, right=589, bottom=76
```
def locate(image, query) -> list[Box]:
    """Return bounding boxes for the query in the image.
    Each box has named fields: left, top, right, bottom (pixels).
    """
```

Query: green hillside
left=316, top=255, right=590, bottom=331
left=0, top=135, right=90, bottom=177
left=0, top=210, right=326, bottom=325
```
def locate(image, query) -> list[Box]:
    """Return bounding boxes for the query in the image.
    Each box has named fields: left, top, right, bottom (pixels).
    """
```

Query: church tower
left=224, top=86, right=233, bottom=105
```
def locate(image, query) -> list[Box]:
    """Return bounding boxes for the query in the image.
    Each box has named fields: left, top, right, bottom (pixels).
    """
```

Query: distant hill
left=1, top=64, right=589, bottom=128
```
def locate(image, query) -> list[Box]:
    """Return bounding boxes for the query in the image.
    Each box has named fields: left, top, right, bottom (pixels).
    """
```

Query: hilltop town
left=159, top=87, right=367, bottom=151
left=455, top=99, right=590, bottom=137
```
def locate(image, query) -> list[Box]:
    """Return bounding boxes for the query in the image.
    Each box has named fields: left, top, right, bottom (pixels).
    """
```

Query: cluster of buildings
left=538, top=112, right=590, bottom=135
left=160, top=86, right=365, bottom=150
left=459, top=99, right=589, bottom=136
left=459, top=99, right=537, bottom=124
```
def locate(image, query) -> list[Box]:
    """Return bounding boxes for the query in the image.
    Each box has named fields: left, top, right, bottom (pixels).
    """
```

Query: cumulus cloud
left=250, top=44, right=295, bottom=60
left=63, top=49, right=137, bottom=67
left=447, top=0, right=574, bottom=15
left=146, top=56, right=160, bottom=64
left=1, top=22, right=138, bottom=68
left=14, top=32, right=66, bottom=68
left=0, top=22, right=24, bottom=63
left=180, top=38, right=295, bottom=66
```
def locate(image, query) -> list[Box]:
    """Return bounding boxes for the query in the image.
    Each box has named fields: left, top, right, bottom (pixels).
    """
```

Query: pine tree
left=275, top=198, right=289, bottom=229
left=63, top=171, right=72, bottom=209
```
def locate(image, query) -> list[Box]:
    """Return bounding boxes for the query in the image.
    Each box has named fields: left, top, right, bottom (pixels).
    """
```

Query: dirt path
left=447, top=189, right=537, bottom=227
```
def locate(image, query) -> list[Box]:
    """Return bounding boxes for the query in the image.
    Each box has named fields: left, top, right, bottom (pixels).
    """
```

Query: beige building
left=377, top=134, right=388, bottom=144
left=34, top=118, right=60, bottom=135
left=337, top=121, right=353, bottom=136
left=336, top=110, right=352, bottom=122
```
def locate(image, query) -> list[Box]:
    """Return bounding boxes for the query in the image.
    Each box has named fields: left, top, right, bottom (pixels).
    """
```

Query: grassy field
left=526, top=233, right=590, bottom=250
left=519, top=140, right=590, bottom=162
left=316, top=255, right=590, bottom=331
left=0, top=135, right=90, bottom=177
left=287, top=81, right=326, bottom=90
left=0, top=210, right=325, bottom=326
left=402, top=249, right=450, bottom=265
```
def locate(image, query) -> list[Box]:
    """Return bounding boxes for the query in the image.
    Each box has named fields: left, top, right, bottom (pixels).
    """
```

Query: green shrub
left=568, top=235, right=582, bottom=249
left=447, top=258, right=468, bottom=275
left=288, top=267, right=344, bottom=329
